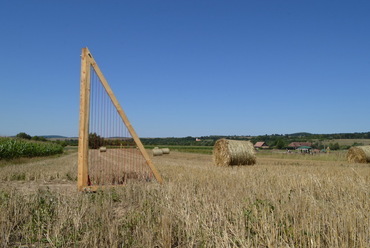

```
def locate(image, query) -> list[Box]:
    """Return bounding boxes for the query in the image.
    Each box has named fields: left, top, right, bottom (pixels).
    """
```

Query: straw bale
left=346, top=146, right=370, bottom=163
left=213, top=139, right=256, bottom=166
left=99, top=147, right=107, bottom=152
left=161, top=148, right=170, bottom=154
left=152, top=149, right=163, bottom=156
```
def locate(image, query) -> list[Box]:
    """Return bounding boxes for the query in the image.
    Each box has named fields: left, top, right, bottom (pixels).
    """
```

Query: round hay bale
left=346, top=146, right=370, bottom=163
left=213, top=139, right=256, bottom=166
left=161, top=148, right=170, bottom=154
left=99, top=146, right=107, bottom=152
left=152, top=149, right=163, bottom=156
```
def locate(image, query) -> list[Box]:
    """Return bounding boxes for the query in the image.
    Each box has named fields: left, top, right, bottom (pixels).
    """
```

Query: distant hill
left=41, top=135, right=68, bottom=139
left=287, top=132, right=313, bottom=137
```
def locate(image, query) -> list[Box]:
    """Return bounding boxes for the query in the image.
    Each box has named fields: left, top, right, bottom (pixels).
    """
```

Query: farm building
left=296, top=146, right=312, bottom=153
left=254, top=142, right=269, bottom=149
left=288, top=142, right=312, bottom=149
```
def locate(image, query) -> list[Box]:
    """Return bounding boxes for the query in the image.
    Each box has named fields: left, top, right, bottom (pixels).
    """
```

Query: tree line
left=11, top=131, right=370, bottom=150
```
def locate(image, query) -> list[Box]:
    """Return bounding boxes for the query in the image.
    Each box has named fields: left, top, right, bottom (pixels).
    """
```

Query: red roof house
left=254, top=142, right=269, bottom=149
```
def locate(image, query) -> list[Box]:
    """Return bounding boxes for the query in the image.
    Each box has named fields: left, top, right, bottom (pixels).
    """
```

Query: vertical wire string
left=91, top=68, right=95, bottom=184
left=104, top=80, right=108, bottom=184
left=107, top=88, right=110, bottom=184
left=109, top=94, right=113, bottom=184
left=118, top=111, right=122, bottom=183
left=88, top=67, right=92, bottom=184
left=94, top=72, right=97, bottom=184
left=89, top=66, right=95, bottom=184
left=105, top=82, right=109, bottom=184
left=116, top=107, right=120, bottom=183
left=126, top=122, right=129, bottom=180
left=109, top=86, right=113, bottom=183
left=99, top=76, right=104, bottom=185
left=114, top=106, right=118, bottom=184
left=129, top=127, right=132, bottom=179
left=95, top=71, right=99, bottom=184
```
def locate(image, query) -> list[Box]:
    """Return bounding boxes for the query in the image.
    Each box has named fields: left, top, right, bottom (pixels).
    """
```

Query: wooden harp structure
left=78, top=47, right=163, bottom=191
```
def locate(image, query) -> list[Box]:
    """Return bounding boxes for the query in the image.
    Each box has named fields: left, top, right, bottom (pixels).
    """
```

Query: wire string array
left=87, top=66, right=153, bottom=185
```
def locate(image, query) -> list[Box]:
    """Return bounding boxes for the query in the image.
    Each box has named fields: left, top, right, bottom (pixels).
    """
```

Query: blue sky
left=1, top=1, right=369, bottom=137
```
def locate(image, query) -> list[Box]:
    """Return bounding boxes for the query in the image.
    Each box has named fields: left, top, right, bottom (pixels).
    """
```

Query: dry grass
left=0, top=152, right=77, bottom=183
left=0, top=151, right=369, bottom=247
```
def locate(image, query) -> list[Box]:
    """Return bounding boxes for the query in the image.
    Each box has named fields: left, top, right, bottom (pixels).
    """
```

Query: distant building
left=195, top=138, right=201, bottom=142
left=254, top=142, right=269, bottom=149
left=288, top=142, right=312, bottom=149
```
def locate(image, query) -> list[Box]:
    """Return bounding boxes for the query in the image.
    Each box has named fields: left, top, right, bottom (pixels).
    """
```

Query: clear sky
left=1, top=1, right=369, bottom=137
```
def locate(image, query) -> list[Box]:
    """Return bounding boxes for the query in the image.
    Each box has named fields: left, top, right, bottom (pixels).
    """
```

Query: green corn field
left=0, top=137, right=64, bottom=159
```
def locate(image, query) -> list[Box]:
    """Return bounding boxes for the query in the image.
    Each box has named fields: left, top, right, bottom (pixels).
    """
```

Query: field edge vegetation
left=0, top=137, right=64, bottom=160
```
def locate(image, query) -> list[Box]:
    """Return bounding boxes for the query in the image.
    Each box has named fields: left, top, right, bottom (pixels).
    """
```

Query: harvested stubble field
left=0, top=151, right=369, bottom=247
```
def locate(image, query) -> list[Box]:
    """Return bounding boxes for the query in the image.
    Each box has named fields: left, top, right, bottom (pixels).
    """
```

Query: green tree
left=16, top=132, right=32, bottom=140
left=89, top=133, right=104, bottom=149
left=275, top=139, right=286, bottom=149
left=329, top=142, right=340, bottom=150
left=31, top=136, right=47, bottom=142
left=352, top=142, right=363, bottom=147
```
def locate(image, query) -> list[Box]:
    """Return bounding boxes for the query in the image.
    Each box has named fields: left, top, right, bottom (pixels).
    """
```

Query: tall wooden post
left=77, top=48, right=91, bottom=191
